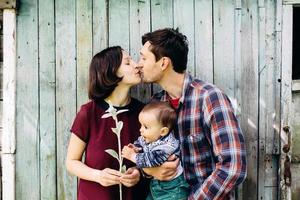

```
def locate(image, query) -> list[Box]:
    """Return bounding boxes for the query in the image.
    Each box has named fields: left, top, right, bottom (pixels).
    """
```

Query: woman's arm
left=66, top=133, right=122, bottom=186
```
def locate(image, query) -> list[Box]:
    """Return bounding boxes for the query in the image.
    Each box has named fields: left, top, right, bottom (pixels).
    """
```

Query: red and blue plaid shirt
left=152, top=74, right=247, bottom=200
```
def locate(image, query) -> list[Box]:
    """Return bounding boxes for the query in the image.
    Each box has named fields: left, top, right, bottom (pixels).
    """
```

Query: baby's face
left=138, top=111, right=164, bottom=143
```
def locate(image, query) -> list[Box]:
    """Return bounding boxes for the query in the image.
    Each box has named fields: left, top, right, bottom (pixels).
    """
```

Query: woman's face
left=117, top=51, right=141, bottom=86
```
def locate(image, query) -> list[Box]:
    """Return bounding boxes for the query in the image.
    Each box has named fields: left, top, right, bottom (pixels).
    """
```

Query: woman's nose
left=131, top=59, right=137, bottom=66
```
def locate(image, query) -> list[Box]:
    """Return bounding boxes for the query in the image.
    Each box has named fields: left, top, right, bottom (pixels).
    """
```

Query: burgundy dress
left=70, top=98, right=149, bottom=200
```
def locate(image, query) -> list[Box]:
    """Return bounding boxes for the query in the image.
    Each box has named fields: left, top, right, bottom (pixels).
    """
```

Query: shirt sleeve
left=190, top=89, right=247, bottom=200
left=136, top=148, right=171, bottom=168
left=70, top=105, right=90, bottom=143
left=133, top=136, right=144, bottom=149
left=136, top=137, right=178, bottom=168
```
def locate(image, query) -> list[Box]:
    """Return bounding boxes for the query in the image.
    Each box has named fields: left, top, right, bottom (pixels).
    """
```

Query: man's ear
left=160, top=127, right=169, bottom=137
left=160, top=57, right=171, bottom=70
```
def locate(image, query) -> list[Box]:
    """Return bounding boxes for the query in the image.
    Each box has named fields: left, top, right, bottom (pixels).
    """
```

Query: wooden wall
left=14, top=0, right=283, bottom=199
left=0, top=9, right=3, bottom=200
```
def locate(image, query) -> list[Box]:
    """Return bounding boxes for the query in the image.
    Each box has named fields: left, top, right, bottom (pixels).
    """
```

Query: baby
left=122, top=101, right=189, bottom=200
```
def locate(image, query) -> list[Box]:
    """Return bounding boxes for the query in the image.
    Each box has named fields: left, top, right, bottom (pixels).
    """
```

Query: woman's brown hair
left=88, top=46, right=123, bottom=100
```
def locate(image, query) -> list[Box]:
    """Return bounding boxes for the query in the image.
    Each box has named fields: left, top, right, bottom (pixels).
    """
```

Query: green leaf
left=105, top=149, right=119, bottom=161
left=116, top=109, right=129, bottom=115
left=121, top=165, right=127, bottom=173
left=101, top=113, right=112, bottom=118
left=111, top=127, right=120, bottom=136
left=116, top=121, right=123, bottom=131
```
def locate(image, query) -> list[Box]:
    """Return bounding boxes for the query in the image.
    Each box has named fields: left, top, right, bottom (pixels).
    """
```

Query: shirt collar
left=179, top=73, right=193, bottom=104
left=153, top=73, right=194, bottom=106
left=162, top=73, right=193, bottom=104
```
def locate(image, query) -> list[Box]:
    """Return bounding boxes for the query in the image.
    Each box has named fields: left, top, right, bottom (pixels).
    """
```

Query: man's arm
left=191, top=90, right=247, bottom=200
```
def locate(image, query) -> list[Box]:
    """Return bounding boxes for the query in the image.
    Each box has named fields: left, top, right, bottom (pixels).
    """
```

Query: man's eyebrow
left=139, top=51, right=144, bottom=56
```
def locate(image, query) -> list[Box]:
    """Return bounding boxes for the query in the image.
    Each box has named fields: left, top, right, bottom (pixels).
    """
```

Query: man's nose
left=137, top=58, right=144, bottom=66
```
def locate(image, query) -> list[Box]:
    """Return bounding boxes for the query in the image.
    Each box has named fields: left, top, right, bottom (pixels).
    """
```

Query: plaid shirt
left=152, top=74, right=247, bottom=200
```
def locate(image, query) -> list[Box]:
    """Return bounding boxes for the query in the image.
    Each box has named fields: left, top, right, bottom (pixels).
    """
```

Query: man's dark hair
left=88, top=46, right=123, bottom=100
left=142, top=27, right=189, bottom=73
left=141, top=101, right=177, bottom=131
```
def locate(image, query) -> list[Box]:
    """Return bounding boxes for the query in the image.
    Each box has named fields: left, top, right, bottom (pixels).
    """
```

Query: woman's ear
left=160, top=127, right=169, bottom=137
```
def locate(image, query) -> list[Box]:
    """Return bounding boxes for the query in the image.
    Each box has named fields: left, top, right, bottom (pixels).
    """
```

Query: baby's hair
left=141, top=101, right=177, bottom=130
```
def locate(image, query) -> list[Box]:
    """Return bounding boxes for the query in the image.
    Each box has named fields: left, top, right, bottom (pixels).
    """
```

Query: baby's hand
left=127, top=143, right=142, bottom=153
left=122, top=146, right=136, bottom=163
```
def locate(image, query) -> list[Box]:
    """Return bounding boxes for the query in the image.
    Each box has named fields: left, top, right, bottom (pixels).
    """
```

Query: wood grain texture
left=38, top=0, right=56, bottom=198
left=2, top=9, right=16, bottom=200
left=194, top=0, right=213, bottom=83
left=16, top=0, right=39, bottom=198
left=129, top=0, right=151, bottom=103
left=55, top=0, right=77, bottom=199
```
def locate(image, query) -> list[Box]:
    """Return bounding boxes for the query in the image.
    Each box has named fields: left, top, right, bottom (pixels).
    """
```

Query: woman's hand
left=142, top=155, right=179, bottom=181
left=93, top=168, right=122, bottom=187
left=120, top=167, right=140, bottom=187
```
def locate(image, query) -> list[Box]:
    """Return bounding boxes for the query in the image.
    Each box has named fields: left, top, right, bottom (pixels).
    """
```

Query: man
left=137, top=28, right=247, bottom=200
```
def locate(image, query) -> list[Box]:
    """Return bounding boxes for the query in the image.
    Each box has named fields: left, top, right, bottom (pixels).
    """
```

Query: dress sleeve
left=70, top=105, right=90, bottom=143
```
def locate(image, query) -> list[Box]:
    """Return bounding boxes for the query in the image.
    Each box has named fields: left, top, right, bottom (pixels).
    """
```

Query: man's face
left=138, top=41, right=163, bottom=83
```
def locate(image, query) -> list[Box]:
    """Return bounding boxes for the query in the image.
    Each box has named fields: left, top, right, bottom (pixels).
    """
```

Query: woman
left=66, top=46, right=148, bottom=200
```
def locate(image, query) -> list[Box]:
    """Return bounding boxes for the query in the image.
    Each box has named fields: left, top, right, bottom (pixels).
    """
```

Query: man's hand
left=120, top=167, right=140, bottom=187
left=122, top=145, right=137, bottom=163
left=142, top=154, right=179, bottom=181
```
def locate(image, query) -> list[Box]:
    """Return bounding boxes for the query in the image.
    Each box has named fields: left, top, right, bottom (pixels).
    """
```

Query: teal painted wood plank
left=151, top=0, right=173, bottom=30
left=174, top=0, right=195, bottom=76
left=55, top=0, right=77, bottom=199
left=258, top=2, right=280, bottom=198
left=109, top=0, right=130, bottom=50
left=194, top=0, right=213, bottom=82
left=264, top=156, right=279, bottom=200
left=213, top=0, right=235, bottom=99
left=262, top=1, right=280, bottom=199
left=284, top=0, right=300, bottom=4
left=265, top=186, right=279, bottom=200
left=38, top=0, right=56, bottom=199
left=234, top=2, right=244, bottom=199
left=280, top=5, right=293, bottom=199
left=151, top=0, right=173, bottom=94
left=239, top=0, right=259, bottom=199
left=16, top=0, right=40, bottom=199
left=77, top=0, right=92, bottom=108
left=265, top=155, right=279, bottom=187
left=264, top=0, right=279, bottom=156
left=258, top=5, right=266, bottom=199
left=92, top=0, right=108, bottom=54
left=274, top=0, right=283, bottom=156
left=129, top=0, right=151, bottom=103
